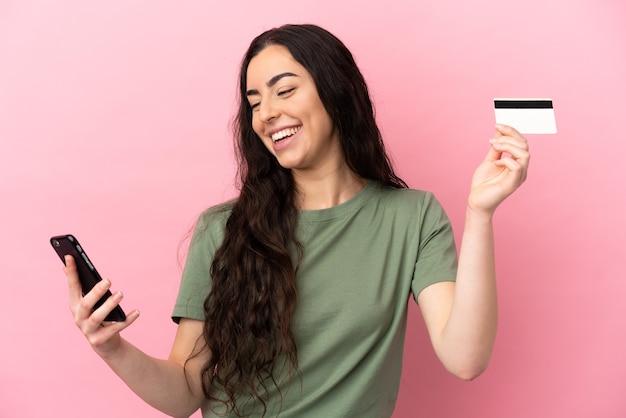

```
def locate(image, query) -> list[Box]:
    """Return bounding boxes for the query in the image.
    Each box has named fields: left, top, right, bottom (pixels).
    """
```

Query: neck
left=292, top=165, right=367, bottom=210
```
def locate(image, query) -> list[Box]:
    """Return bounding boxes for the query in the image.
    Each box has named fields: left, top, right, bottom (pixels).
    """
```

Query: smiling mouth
left=271, top=126, right=301, bottom=143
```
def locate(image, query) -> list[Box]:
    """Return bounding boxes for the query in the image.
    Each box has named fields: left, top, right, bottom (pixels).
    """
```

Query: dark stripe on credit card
left=494, top=100, right=553, bottom=109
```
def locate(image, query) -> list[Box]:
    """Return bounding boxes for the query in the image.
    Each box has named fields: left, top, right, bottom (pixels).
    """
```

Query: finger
left=494, top=133, right=529, bottom=163
left=489, top=137, right=530, bottom=160
left=85, top=310, right=141, bottom=348
left=492, top=124, right=528, bottom=145
left=65, top=255, right=84, bottom=310
left=483, top=142, right=504, bottom=163
left=490, top=132, right=530, bottom=156
left=75, top=277, right=112, bottom=323
left=493, top=144, right=529, bottom=183
left=495, top=123, right=524, bottom=140
left=89, top=290, right=124, bottom=326
left=494, top=157, right=528, bottom=184
left=493, top=146, right=526, bottom=164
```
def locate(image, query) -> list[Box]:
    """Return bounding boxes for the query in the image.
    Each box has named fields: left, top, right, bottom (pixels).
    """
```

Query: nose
left=258, top=98, right=279, bottom=123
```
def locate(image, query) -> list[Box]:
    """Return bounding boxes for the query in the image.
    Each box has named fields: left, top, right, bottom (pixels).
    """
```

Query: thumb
left=484, top=141, right=503, bottom=163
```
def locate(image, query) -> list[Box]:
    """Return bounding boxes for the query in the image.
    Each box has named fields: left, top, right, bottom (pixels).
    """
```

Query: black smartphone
left=50, top=234, right=126, bottom=322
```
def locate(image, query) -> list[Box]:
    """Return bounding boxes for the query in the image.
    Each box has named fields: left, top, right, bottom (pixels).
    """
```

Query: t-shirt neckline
left=297, top=180, right=379, bottom=222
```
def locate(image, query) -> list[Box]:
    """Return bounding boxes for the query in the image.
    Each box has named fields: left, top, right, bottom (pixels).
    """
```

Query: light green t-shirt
left=172, top=181, right=458, bottom=418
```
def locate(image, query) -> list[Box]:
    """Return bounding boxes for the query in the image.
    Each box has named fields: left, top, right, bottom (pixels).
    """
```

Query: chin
left=276, top=161, right=300, bottom=171
left=274, top=155, right=304, bottom=171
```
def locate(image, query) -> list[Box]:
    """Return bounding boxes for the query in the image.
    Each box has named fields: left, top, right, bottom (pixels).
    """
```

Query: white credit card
left=494, top=98, right=557, bottom=134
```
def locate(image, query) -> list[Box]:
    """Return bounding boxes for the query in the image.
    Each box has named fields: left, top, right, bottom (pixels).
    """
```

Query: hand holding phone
left=51, top=234, right=126, bottom=322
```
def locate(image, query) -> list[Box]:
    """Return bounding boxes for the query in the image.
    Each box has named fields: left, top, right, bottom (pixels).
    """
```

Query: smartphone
left=50, top=234, right=126, bottom=322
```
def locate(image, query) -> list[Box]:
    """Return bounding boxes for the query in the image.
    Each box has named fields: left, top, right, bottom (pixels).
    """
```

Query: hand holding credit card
left=494, top=98, right=557, bottom=134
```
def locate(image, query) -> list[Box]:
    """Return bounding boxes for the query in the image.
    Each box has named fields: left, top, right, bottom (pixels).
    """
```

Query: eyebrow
left=245, top=72, right=298, bottom=97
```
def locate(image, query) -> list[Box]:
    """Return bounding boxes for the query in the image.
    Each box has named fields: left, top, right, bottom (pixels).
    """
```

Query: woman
left=65, top=24, right=529, bottom=417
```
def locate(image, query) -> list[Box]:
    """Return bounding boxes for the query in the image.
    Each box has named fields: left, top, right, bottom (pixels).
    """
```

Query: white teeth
left=271, top=126, right=301, bottom=142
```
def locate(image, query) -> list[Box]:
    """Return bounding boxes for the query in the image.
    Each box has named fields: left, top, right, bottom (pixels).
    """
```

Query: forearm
left=424, top=124, right=528, bottom=380
left=440, top=207, right=498, bottom=379
left=100, top=338, right=204, bottom=417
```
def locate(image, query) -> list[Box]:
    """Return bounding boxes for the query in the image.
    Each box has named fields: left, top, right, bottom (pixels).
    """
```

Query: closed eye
left=278, top=88, right=295, bottom=97
left=249, top=88, right=294, bottom=111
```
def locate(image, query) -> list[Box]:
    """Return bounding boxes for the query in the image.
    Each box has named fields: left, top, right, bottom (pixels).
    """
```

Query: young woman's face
left=246, top=45, right=342, bottom=175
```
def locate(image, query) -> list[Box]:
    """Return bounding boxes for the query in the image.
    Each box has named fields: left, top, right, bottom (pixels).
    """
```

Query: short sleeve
left=411, top=193, right=458, bottom=301
left=171, top=203, right=231, bottom=323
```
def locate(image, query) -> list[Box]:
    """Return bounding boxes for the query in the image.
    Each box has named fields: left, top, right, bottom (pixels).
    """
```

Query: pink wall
left=1, top=1, right=625, bottom=417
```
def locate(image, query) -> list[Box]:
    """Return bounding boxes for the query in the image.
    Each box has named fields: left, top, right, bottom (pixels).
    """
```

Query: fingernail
left=101, top=279, right=111, bottom=288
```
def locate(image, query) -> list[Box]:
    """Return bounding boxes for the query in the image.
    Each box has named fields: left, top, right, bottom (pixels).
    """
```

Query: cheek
left=314, top=107, right=336, bottom=139
left=251, top=115, right=263, bottom=138
left=308, top=95, right=333, bottom=128
left=251, top=117, right=275, bottom=154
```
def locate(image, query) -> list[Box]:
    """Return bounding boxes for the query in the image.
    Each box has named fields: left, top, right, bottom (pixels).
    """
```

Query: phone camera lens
left=53, top=240, right=60, bottom=247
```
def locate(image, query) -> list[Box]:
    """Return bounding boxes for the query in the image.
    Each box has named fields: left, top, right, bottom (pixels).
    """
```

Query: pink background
left=1, top=1, right=625, bottom=417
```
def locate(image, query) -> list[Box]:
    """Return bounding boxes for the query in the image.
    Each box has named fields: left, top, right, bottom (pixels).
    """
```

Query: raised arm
left=66, top=255, right=208, bottom=417
left=418, top=124, right=530, bottom=380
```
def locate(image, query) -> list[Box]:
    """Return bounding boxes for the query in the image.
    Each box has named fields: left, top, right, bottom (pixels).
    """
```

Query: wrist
left=94, top=335, right=126, bottom=362
left=465, top=204, right=495, bottom=224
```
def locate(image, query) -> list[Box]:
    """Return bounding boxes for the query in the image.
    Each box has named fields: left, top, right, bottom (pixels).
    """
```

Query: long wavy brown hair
left=195, top=24, right=407, bottom=416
